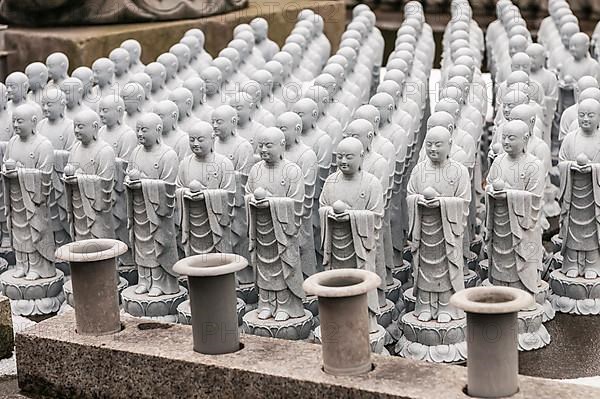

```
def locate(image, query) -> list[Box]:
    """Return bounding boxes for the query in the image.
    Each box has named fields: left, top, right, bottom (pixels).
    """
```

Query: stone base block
left=0, top=295, right=13, bottom=359
left=463, top=269, right=480, bottom=288
left=517, top=305, right=551, bottom=351
left=386, top=277, right=402, bottom=303
left=64, top=277, right=129, bottom=307
left=303, top=295, right=318, bottom=317
left=396, top=311, right=467, bottom=364
left=119, top=265, right=138, bottom=287
left=121, top=285, right=187, bottom=323
left=403, top=287, right=416, bottom=314
left=242, top=309, right=313, bottom=341
left=549, top=270, right=600, bottom=315
left=550, top=235, right=562, bottom=254
left=470, top=235, right=483, bottom=257
left=481, top=278, right=555, bottom=322
left=477, top=259, right=488, bottom=282
left=177, top=298, right=246, bottom=326
left=236, top=282, right=258, bottom=307
left=0, top=269, right=64, bottom=316
left=55, top=262, right=70, bottom=277
left=15, top=312, right=600, bottom=398
left=313, top=324, right=387, bottom=354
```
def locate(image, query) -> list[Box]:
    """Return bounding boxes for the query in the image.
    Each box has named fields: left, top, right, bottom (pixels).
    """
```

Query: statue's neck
left=430, top=158, right=450, bottom=168
left=106, top=121, right=120, bottom=130
left=580, top=128, right=598, bottom=136
left=506, top=152, right=525, bottom=162
left=341, top=171, right=359, bottom=181
left=219, top=132, right=234, bottom=143
left=194, top=152, right=214, bottom=163
left=143, top=143, right=158, bottom=152
left=238, top=117, right=250, bottom=127
left=265, top=159, right=282, bottom=168
left=162, top=126, right=175, bottom=135
left=47, top=116, right=63, bottom=124
left=20, top=133, right=34, bottom=142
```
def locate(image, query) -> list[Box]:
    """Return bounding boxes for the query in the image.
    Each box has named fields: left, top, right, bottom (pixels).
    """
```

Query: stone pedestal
left=463, top=269, right=480, bottom=288
left=396, top=312, right=467, bottom=364
left=0, top=258, right=9, bottom=276
left=314, top=324, right=387, bottom=354
left=0, top=295, right=13, bottom=359
left=549, top=270, right=600, bottom=315
left=517, top=304, right=551, bottom=351
left=121, top=286, right=187, bottom=323
left=0, top=269, right=64, bottom=316
left=392, top=260, right=412, bottom=291
left=477, top=259, right=488, bottom=281
left=177, top=297, right=246, bottom=326
left=4, top=0, right=345, bottom=73
left=481, top=278, right=554, bottom=322
left=118, top=265, right=138, bottom=287
left=64, top=277, right=129, bottom=307
left=236, top=281, right=258, bottom=312
left=242, top=309, right=313, bottom=340
left=303, top=295, right=318, bottom=317
left=386, top=277, right=402, bottom=303
left=0, top=249, right=14, bottom=267
left=377, top=299, right=401, bottom=345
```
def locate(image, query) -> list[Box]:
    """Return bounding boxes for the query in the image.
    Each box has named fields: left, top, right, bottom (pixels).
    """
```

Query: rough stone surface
left=5, top=0, right=345, bottom=74
left=0, top=296, right=12, bottom=360
left=15, top=312, right=600, bottom=399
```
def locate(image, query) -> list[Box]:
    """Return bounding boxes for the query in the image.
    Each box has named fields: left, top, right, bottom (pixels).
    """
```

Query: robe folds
left=319, top=170, right=384, bottom=315
left=65, top=140, right=115, bottom=241
left=126, top=144, right=179, bottom=277
left=245, top=160, right=306, bottom=310
left=3, top=135, right=55, bottom=277
left=176, top=153, right=235, bottom=256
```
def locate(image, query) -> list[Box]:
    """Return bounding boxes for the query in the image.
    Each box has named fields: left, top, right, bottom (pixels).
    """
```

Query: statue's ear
left=374, top=115, right=380, bottom=126
left=93, top=121, right=99, bottom=130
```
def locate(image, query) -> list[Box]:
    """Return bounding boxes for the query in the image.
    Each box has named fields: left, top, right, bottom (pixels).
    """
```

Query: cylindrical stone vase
left=55, top=239, right=127, bottom=336
left=303, top=268, right=381, bottom=376
left=451, top=286, right=533, bottom=398
left=173, top=253, right=247, bottom=355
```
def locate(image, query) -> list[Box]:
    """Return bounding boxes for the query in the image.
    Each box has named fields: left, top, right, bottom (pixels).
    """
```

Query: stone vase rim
left=55, top=239, right=128, bottom=263
left=303, top=268, right=381, bottom=298
left=173, top=253, right=248, bottom=277
left=450, top=286, right=533, bottom=315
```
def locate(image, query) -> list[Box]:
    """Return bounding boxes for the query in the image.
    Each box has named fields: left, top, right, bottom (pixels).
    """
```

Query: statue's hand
left=335, top=212, right=350, bottom=221
left=184, top=189, right=204, bottom=200
left=2, top=169, right=16, bottom=179
left=63, top=174, right=77, bottom=184
left=254, top=198, right=269, bottom=208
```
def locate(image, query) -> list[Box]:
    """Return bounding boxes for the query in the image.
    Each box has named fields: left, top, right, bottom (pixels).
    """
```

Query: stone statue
left=201, top=67, right=224, bottom=110
left=121, top=39, right=145, bottom=74
left=559, top=77, right=599, bottom=142
left=211, top=105, right=255, bottom=283
left=251, top=69, right=285, bottom=119
left=97, top=95, right=137, bottom=269
left=129, top=72, right=154, bottom=112
left=109, top=48, right=132, bottom=89
left=153, top=100, right=190, bottom=161
left=560, top=33, right=600, bottom=88
left=277, top=111, right=318, bottom=278
left=38, top=87, right=75, bottom=247
left=46, top=52, right=69, bottom=87
left=313, top=73, right=351, bottom=129
left=60, top=77, right=93, bottom=122
left=304, top=85, right=343, bottom=150
left=245, top=127, right=306, bottom=321
left=122, top=82, right=148, bottom=130
left=0, top=83, right=11, bottom=250
left=6, top=72, right=42, bottom=119
left=71, top=67, right=96, bottom=110
left=221, top=45, right=251, bottom=85
left=558, top=98, right=600, bottom=279
left=549, top=22, right=579, bottom=73
left=91, top=58, right=117, bottom=105
left=319, top=137, right=384, bottom=332
left=176, top=121, right=235, bottom=256
left=229, top=93, right=265, bottom=152
left=212, top=57, right=236, bottom=97
left=242, top=79, right=275, bottom=127
left=3, top=104, right=55, bottom=279
left=157, top=53, right=183, bottom=92
left=236, top=28, right=266, bottom=70
left=64, top=110, right=115, bottom=240
left=179, top=36, right=207, bottom=78
left=407, top=126, right=469, bottom=322
left=527, top=43, right=558, bottom=146
left=486, top=120, right=543, bottom=305
left=264, top=60, right=286, bottom=102
left=0, top=0, right=248, bottom=25
left=145, top=62, right=170, bottom=103
left=25, top=62, right=48, bottom=107
left=183, top=29, right=213, bottom=74
left=183, top=77, right=213, bottom=122
left=170, top=43, right=196, bottom=82
left=125, top=112, right=179, bottom=296
left=250, top=17, right=279, bottom=61
left=169, top=88, right=201, bottom=134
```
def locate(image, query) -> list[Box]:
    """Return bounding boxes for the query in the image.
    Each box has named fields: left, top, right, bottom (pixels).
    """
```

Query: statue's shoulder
left=324, top=171, right=342, bottom=184
left=214, top=152, right=234, bottom=170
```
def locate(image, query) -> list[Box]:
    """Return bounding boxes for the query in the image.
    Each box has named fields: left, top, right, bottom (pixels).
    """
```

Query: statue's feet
left=147, top=287, right=163, bottom=297
left=134, top=285, right=149, bottom=295
left=25, top=271, right=40, bottom=281
left=437, top=313, right=451, bottom=323
left=566, top=270, right=579, bottom=278
left=257, top=309, right=272, bottom=320
left=274, top=311, right=290, bottom=322
left=417, top=311, right=432, bottom=322
left=12, top=270, right=25, bottom=279
left=585, top=270, right=599, bottom=279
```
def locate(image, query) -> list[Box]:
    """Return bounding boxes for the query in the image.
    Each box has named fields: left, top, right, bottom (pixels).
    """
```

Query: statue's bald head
left=153, top=100, right=179, bottom=131
left=354, top=105, right=380, bottom=129
left=509, top=103, right=536, bottom=134
left=502, top=89, right=528, bottom=106
left=579, top=87, right=600, bottom=103
left=136, top=112, right=163, bottom=148
left=73, top=109, right=101, bottom=144
left=435, top=97, right=460, bottom=118
left=427, top=111, right=455, bottom=131
left=579, top=98, right=600, bottom=115
left=121, top=39, right=142, bottom=62
left=46, top=52, right=69, bottom=81
left=12, top=104, right=39, bottom=137
left=336, top=137, right=364, bottom=160
left=344, top=118, right=374, bottom=151
left=277, top=111, right=302, bottom=144
left=424, top=126, right=452, bottom=163
left=188, top=121, right=215, bottom=157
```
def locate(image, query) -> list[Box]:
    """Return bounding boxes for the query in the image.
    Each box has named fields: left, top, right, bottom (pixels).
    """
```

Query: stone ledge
left=5, top=0, right=345, bottom=74
left=15, top=312, right=600, bottom=399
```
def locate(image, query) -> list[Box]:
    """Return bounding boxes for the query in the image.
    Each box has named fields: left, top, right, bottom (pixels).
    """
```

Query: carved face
left=578, top=105, right=600, bottom=132
left=42, top=95, right=65, bottom=121
left=336, top=145, right=361, bottom=174
left=232, top=99, right=252, bottom=123
left=294, top=105, right=316, bottom=130
left=501, top=127, right=526, bottom=155
left=73, top=118, right=96, bottom=145
left=503, top=101, right=518, bottom=121
left=136, top=119, right=160, bottom=147
left=98, top=100, right=120, bottom=127
left=188, top=129, right=213, bottom=157
left=93, top=64, right=113, bottom=87
left=12, top=112, right=35, bottom=138
left=425, top=131, right=451, bottom=162
left=211, top=111, right=235, bottom=139
left=111, top=53, right=130, bottom=76
left=569, top=38, right=588, bottom=60
left=47, top=59, right=66, bottom=82
left=6, top=78, right=26, bottom=102
left=256, top=132, right=284, bottom=163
